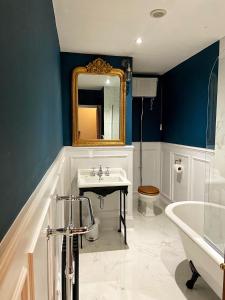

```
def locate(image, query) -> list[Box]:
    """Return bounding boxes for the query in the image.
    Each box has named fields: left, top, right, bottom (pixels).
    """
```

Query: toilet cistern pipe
left=140, top=97, right=144, bottom=186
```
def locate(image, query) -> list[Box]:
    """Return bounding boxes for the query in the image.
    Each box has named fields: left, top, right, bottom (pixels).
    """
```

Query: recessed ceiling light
left=136, top=37, right=143, bottom=45
left=106, top=79, right=110, bottom=85
left=150, top=9, right=167, bottom=18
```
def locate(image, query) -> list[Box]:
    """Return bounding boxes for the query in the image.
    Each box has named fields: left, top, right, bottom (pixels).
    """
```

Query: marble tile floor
left=80, top=230, right=128, bottom=254
left=80, top=203, right=220, bottom=300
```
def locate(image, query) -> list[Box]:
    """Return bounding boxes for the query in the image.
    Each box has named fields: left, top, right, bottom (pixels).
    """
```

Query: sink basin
left=77, top=168, right=131, bottom=188
left=83, top=176, right=123, bottom=183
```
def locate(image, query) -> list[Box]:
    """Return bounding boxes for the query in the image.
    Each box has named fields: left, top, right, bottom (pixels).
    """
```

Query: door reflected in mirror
left=78, top=74, right=121, bottom=140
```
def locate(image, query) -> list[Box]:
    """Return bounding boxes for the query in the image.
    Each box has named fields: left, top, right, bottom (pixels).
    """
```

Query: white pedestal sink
left=77, top=168, right=131, bottom=188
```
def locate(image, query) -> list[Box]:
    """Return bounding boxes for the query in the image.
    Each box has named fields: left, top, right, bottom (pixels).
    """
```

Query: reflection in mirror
left=77, top=74, right=121, bottom=140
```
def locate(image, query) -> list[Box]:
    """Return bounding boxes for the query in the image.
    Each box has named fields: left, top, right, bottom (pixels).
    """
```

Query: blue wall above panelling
left=162, top=41, right=219, bottom=148
left=60, top=53, right=132, bottom=145
left=0, top=0, right=62, bottom=240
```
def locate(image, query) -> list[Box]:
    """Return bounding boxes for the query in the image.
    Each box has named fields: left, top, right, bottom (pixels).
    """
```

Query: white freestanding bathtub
left=165, top=201, right=224, bottom=298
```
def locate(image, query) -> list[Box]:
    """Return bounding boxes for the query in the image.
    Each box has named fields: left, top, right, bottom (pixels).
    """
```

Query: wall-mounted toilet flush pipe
left=139, top=96, right=157, bottom=187
left=132, top=77, right=158, bottom=187
left=140, top=97, right=144, bottom=186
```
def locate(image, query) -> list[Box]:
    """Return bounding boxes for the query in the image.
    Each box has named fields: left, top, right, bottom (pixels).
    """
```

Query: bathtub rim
left=165, top=201, right=224, bottom=267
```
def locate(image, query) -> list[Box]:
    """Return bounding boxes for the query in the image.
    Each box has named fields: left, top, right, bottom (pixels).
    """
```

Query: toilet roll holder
left=175, top=159, right=182, bottom=165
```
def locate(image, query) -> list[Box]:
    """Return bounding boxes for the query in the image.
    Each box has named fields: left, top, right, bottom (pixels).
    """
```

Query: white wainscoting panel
left=161, top=143, right=214, bottom=204
left=191, top=157, right=210, bottom=202
left=161, top=149, right=171, bottom=200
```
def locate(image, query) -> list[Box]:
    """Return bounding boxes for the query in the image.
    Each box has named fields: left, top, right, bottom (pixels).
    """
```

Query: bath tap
left=97, top=165, right=103, bottom=180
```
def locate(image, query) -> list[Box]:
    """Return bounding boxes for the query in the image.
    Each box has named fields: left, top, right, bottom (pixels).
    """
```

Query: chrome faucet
left=105, top=167, right=110, bottom=176
left=97, top=165, right=103, bottom=180
left=90, top=167, right=96, bottom=176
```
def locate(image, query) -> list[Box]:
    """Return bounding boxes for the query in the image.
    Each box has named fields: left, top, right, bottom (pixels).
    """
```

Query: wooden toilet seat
left=138, top=185, right=160, bottom=196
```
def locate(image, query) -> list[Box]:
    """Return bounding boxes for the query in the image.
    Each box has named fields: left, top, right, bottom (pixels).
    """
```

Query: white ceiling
left=53, top=0, right=225, bottom=74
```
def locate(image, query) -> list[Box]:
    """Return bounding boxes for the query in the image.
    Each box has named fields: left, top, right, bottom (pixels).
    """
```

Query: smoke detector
left=150, top=9, right=167, bottom=18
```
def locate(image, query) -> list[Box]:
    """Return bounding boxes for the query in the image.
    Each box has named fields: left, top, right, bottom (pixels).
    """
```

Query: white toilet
left=138, top=186, right=160, bottom=217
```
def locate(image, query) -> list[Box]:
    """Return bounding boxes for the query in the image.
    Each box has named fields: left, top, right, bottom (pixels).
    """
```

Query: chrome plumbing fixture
left=98, top=195, right=105, bottom=209
left=97, top=165, right=103, bottom=180
left=47, top=224, right=93, bottom=237
left=105, top=167, right=110, bottom=176
left=90, top=166, right=110, bottom=178
left=90, top=168, right=96, bottom=176
left=48, top=195, right=95, bottom=300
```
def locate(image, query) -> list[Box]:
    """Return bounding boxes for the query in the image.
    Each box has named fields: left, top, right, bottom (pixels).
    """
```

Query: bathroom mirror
left=72, top=58, right=126, bottom=146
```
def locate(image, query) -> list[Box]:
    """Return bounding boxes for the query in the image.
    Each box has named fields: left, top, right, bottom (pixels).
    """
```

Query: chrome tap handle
left=99, top=165, right=103, bottom=175
left=90, top=167, right=96, bottom=176
left=105, top=167, right=110, bottom=176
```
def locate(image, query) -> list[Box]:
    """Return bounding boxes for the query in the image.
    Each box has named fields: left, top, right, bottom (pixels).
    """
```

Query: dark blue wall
left=60, top=53, right=133, bottom=145
left=0, top=0, right=63, bottom=240
left=132, top=74, right=161, bottom=142
left=161, top=41, right=219, bottom=148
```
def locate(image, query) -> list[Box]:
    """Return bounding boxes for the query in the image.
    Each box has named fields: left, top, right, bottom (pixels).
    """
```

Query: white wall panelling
left=160, top=143, right=214, bottom=204
left=133, top=142, right=214, bottom=205
left=160, top=149, right=172, bottom=201
left=191, top=157, right=210, bottom=203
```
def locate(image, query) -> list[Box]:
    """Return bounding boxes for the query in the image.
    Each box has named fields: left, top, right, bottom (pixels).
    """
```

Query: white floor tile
left=80, top=204, right=219, bottom=300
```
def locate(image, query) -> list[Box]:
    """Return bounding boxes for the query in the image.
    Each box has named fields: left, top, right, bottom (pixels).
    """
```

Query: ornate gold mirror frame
left=72, top=58, right=126, bottom=146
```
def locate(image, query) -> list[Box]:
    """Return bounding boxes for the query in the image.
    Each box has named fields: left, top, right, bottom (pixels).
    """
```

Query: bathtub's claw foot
left=186, top=261, right=200, bottom=290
